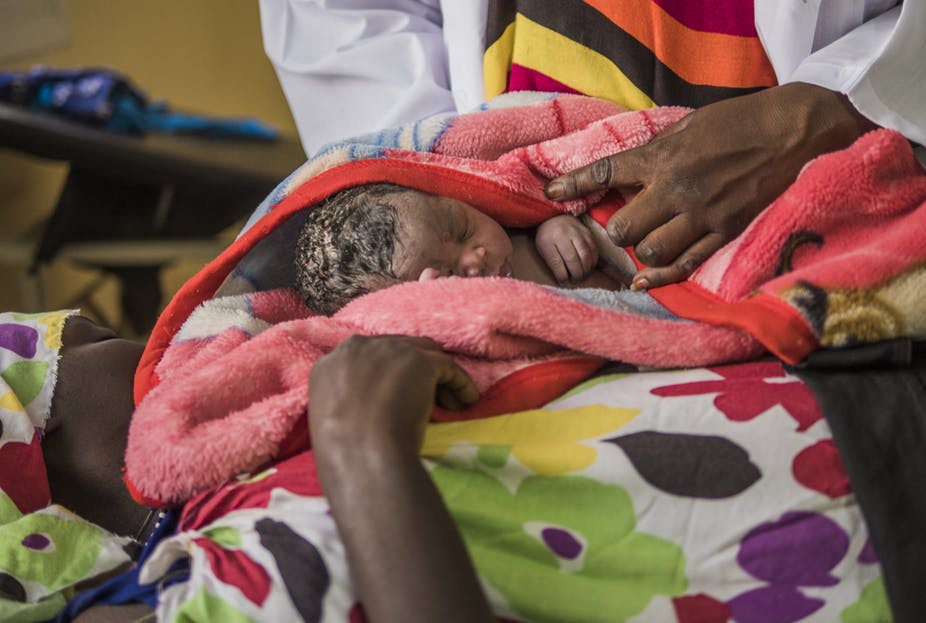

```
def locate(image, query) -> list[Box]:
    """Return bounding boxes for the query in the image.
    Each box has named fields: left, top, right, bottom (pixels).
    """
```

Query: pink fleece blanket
left=126, top=93, right=926, bottom=506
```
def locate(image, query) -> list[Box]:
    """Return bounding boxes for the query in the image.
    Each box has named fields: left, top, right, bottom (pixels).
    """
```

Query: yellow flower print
left=38, top=311, right=73, bottom=350
left=422, top=405, right=638, bottom=475
left=0, top=390, right=25, bottom=413
left=11, top=310, right=74, bottom=350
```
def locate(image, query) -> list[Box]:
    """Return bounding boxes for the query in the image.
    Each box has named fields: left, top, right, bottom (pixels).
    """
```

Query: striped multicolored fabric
left=484, top=0, right=777, bottom=109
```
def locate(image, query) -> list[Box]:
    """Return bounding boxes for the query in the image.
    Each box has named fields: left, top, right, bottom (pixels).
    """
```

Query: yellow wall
left=0, top=0, right=298, bottom=334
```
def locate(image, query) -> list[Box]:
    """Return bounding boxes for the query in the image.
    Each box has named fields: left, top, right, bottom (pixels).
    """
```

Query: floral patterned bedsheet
left=141, top=360, right=890, bottom=622
left=0, top=311, right=134, bottom=623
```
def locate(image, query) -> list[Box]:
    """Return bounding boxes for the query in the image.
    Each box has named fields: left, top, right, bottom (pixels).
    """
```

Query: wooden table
left=0, top=103, right=306, bottom=332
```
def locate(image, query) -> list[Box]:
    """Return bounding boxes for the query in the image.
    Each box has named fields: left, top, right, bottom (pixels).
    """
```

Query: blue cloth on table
left=0, top=66, right=277, bottom=140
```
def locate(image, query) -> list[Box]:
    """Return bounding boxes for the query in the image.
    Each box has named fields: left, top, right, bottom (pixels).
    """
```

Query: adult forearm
left=309, top=335, right=488, bottom=620
left=316, top=437, right=494, bottom=623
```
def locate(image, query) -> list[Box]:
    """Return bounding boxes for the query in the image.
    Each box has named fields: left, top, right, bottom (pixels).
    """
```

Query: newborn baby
left=295, top=182, right=629, bottom=315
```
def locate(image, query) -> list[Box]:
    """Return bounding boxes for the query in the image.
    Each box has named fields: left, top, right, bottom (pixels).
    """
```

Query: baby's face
left=390, top=190, right=513, bottom=282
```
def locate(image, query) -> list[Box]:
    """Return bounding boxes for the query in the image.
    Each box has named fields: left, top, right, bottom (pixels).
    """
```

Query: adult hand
left=309, top=335, right=492, bottom=623
left=309, top=334, right=479, bottom=454
left=545, top=82, right=877, bottom=290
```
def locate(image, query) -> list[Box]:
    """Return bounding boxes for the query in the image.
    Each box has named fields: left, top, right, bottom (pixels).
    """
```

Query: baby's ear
left=418, top=267, right=441, bottom=282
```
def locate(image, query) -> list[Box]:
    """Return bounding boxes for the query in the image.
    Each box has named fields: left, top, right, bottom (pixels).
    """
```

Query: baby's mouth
left=496, top=259, right=513, bottom=278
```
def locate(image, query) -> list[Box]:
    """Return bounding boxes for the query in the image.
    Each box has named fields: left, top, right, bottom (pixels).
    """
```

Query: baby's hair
left=295, top=182, right=408, bottom=315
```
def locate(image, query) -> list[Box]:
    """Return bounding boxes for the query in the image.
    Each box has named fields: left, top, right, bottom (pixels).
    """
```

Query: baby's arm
left=534, top=214, right=599, bottom=283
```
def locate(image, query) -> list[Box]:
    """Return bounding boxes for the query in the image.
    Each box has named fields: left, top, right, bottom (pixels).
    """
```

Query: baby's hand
left=535, top=214, right=599, bottom=283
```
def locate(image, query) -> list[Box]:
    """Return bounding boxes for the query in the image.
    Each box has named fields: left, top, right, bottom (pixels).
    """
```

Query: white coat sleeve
left=767, top=3, right=926, bottom=146
left=258, top=0, right=457, bottom=156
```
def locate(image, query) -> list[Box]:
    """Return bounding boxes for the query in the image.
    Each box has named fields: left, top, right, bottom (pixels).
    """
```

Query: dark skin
left=43, top=316, right=156, bottom=623
left=309, top=335, right=494, bottom=623
left=545, top=83, right=879, bottom=290
left=44, top=316, right=150, bottom=536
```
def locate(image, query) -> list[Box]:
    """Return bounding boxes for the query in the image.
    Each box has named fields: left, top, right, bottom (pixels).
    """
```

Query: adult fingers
left=347, top=335, right=477, bottom=410
left=632, top=213, right=702, bottom=268
left=630, top=232, right=725, bottom=291
left=545, top=145, right=649, bottom=201
left=371, top=336, right=478, bottom=410
left=605, top=188, right=677, bottom=248
left=431, top=353, right=479, bottom=410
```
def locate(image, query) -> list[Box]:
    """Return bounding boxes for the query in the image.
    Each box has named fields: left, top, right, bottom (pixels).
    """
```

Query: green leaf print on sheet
left=431, top=466, right=686, bottom=623
left=0, top=491, right=21, bottom=525
left=0, top=361, right=48, bottom=409
left=841, top=577, right=892, bottom=623
left=171, top=587, right=258, bottom=623
left=0, top=508, right=105, bottom=590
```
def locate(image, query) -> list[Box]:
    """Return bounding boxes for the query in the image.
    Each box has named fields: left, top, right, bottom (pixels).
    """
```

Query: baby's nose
left=460, top=246, right=487, bottom=277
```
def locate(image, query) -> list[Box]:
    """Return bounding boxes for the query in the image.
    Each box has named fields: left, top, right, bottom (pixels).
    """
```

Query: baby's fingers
left=576, top=232, right=599, bottom=275
left=564, top=241, right=593, bottom=282
left=536, top=242, right=570, bottom=283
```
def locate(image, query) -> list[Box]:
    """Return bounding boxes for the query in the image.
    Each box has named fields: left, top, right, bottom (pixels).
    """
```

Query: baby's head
left=295, top=182, right=513, bottom=314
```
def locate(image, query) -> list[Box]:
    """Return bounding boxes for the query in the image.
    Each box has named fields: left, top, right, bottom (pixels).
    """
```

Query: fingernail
left=607, top=217, right=628, bottom=245
left=545, top=181, right=565, bottom=200
left=630, top=277, right=649, bottom=292
left=680, top=257, right=698, bottom=276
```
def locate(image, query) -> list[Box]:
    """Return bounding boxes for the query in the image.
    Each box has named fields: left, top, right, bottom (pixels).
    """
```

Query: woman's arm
left=309, top=335, right=493, bottom=623
left=258, top=0, right=455, bottom=155
left=759, top=2, right=925, bottom=147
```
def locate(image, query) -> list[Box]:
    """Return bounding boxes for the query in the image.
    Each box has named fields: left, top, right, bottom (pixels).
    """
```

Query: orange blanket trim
left=432, top=357, right=607, bottom=422
left=649, top=281, right=818, bottom=364
left=587, top=202, right=818, bottom=364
